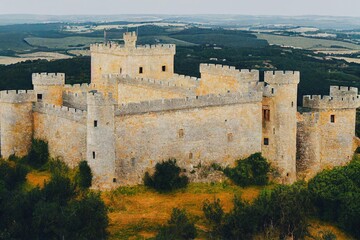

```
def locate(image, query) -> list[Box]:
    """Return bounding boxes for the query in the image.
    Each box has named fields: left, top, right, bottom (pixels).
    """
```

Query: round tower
left=86, top=91, right=117, bottom=189
left=262, top=71, right=300, bottom=183
left=0, top=90, right=36, bottom=158
left=32, top=73, right=65, bottom=105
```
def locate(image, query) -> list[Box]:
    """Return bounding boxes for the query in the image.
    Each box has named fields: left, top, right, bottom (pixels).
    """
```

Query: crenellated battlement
left=264, top=70, right=300, bottom=85
left=110, top=74, right=197, bottom=96
left=200, top=63, right=259, bottom=82
left=0, top=90, right=35, bottom=103
left=63, top=91, right=88, bottom=110
left=64, top=83, right=92, bottom=92
left=32, top=73, right=65, bottom=86
left=303, top=94, right=360, bottom=109
left=90, top=42, right=176, bottom=56
left=33, top=102, right=87, bottom=123
left=115, top=91, right=262, bottom=116
left=330, top=85, right=358, bottom=97
left=87, top=91, right=116, bottom=106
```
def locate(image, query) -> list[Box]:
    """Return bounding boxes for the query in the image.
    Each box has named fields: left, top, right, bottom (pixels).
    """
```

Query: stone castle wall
left=114, top=100, right=262, bottom=185
left=33, top=102, right=87, bottom=167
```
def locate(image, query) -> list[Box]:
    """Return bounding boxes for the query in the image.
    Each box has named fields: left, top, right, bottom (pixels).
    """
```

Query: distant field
left=331, top=56, right=360, bottom=64
left=256, top=33, right=360, bottom=50
left=0, top=52, right=71, bottom=65
left=24, top=36, right=103, bottom=49
left=139, top=35, right=197, bottom=46
left=172, top=33, right=268, bottom=48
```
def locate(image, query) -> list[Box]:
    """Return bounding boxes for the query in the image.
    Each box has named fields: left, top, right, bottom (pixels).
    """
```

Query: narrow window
left=178, top=129, right=184, bottom=138
left=139, top=67, right=143, bottom=74
left=92, top=151, right=96, bottom=159
left=271, top=88, right=274, bottom=94
left=94, top=120, right=98, bottom=127
left=189, top=152, right=193, bottom=159
left=37, top=94, right=43, bottom=101
left=113, top=178, right=117, bottom=183
left=291, top=101, right=294, bottom=107
left=120, top=68, right=122, bottom=74
left=162, top=65, right=166, bottom=72
left=227, top=133, right=233, bottom=142
left=264, top=138, right=269, bottom=146
left=263, top=109, right=270, bottom=121
left=331, top=115, right=335, bottom=123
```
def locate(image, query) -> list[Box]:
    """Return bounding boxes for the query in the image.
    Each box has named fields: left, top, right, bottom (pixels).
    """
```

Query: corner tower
left=0, top=90, right=35, bottom=158
left=262, top=71, right=300, bottom=183
left=297, top=86, right=360, bottom=179
left=32, top=73, right=65, bottom=105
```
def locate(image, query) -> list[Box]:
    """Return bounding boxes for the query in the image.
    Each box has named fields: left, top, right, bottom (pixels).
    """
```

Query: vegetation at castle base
left=144, top=159, right=189, bottom=192
left=155, top=208, right=197, bottom=240
left=308, top=157, right=360, bottom=237
left=0, top=140, right=108, bottom=239
left=223, top=153, right=271, bottom=187
left=202, top=181, right=311, bottom=240
left=27, top=138, right=50, bottom=168
left=75, top=160, right=93, bottom=189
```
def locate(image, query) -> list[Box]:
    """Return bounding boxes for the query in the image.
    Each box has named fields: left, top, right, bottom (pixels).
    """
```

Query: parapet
left=303, top=94, right=360, bottom=109
left=32, top=73, right=65, bottom=86
left=64, top=83, right=92, bottom=92
left=90, top=42, right=176, bottom=56
left=0, top=90, right=35, bottom=103
left=87, top=91, right=116, bottom=106
left=330, top=86, right=358, bottom=97
left=200, top=64, right=259, bottom=82
left=115, top=91, right=263, bottom=116
left=33, top=102, right=87, bottom=123
left=264, top=70, right=300, bottom=85
left=114, top=74, right=197, bottom=96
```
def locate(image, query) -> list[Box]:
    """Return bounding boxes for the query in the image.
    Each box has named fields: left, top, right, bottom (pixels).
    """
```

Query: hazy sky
left=1, top=0, right=360, bottom=16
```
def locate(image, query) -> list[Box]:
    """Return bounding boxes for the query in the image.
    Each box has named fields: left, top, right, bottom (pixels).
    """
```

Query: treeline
left=0, top=139, right=108, bottom=239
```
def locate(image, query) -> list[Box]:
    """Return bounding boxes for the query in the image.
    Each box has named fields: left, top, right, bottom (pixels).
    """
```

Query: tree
left=76, top=161, right=92, bottom=189
left=224, top=153, right=270, bottom=187
left=27, top=139, right=49, bottom=168
left=144, top=159, right=188, bottom=192
left=156, top=208, right=197, bottom=240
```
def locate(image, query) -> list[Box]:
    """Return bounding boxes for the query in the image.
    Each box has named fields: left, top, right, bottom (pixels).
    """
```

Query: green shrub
left=0, top=159, right=28, bottom=189
left=223, top=153, right=270, bottom=187
left=144, top=159, right=188, bottom=192
left=75, top=161, right=92, bottom=189
left=27, top=139, right=49, bottom=168
left=156, top=208, right=197, bottom=240
left=46, top=158, right=70, bottom=176
left=202, top=198, right=224, bottom=235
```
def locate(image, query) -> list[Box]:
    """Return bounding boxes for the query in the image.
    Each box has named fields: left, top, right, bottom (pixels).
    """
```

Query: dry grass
left=307, top=219, right=355, bottom=240
left=26, top=171, right=51, bottom=188
left=103, top=182, right=265, bottom=239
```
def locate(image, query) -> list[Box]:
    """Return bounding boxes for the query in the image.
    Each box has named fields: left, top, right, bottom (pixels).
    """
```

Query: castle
left=0, top=32, right=359, bottom=188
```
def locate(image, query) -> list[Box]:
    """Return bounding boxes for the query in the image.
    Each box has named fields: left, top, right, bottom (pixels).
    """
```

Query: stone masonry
left=0, top=32, right=359, bottom=188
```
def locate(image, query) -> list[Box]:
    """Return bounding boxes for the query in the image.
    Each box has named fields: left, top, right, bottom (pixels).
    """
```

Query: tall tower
left=262, top=71, right=300, bottom=183
left=86, top=92, right=117, bottom=189
left=123, top=31, right=137, bottom=48
left=0, top=90, right=35, bottom=158
left=32, top=73, right=65, bottom=105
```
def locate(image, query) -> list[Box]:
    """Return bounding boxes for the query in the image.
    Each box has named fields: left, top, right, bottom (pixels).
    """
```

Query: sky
left=1, top=0, right=360, bottom=17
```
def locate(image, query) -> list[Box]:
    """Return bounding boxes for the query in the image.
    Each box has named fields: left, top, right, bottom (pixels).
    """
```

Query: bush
left=27, top=139, right=49, bottom=168
left=156, top=208, right=197, bottom=240
left=224, top=153, right=270, bottom=187
left=202, top=198, right=224, bottom=236
left=144, top=159, right=188, bottom=192
left=75, top=161, right=92, bottom=189
left=0, top=159, right=28, bottom=190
